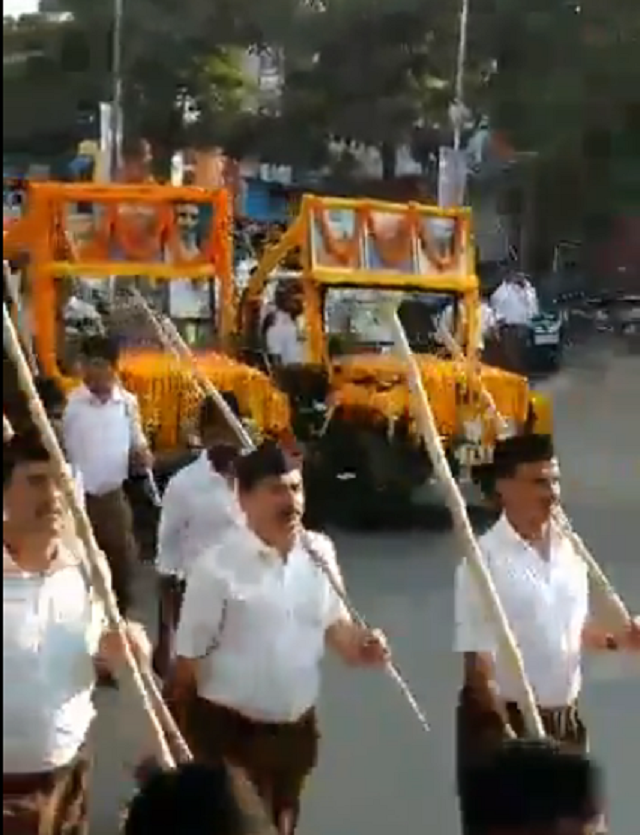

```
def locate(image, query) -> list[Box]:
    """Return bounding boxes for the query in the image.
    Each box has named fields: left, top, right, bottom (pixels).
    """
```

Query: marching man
left=167, top=441, right=390, bottom=834
left=3, top=430, right=150, bottom=834
left=62, top=335, right=152, bottom=631
left=455, top=433, right=640, bottom=834
left=153, top=395, right=244, bottom=678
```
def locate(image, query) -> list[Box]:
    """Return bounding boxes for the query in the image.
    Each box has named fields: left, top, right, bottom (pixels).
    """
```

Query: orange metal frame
left=3, top=181, right=234, bottom=380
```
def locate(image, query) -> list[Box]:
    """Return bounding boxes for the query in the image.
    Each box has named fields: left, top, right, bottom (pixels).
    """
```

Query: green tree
left=271, top=0, right=460, bottom=178
left=472, top=0, right=640, bottom=233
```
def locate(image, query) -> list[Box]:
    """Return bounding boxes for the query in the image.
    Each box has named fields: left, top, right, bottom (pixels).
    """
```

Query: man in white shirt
left=3, top=430, right=149, bottom=834
left=490, top=272, right=539, bottom=371
left=454, top=433, right=639, bottom=833
left=153, top=395, right=244, bottom=679
left=167, top=441, right=390, bottom=834
left=264, top=281, right=306, bottom=367
left=63, top=335, right=152, bottom=625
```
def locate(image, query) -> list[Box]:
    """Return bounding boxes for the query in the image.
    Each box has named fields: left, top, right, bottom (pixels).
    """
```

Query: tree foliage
left=4, top=0, right=638, bottom=216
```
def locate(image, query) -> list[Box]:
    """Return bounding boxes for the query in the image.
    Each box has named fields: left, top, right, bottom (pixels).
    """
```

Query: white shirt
left=491, top=280, right=539, bottom=326
left=3, top=545, right=105, bottom=773
left=62, top=384, right=147, bottom=496
left=439, top=301, right=496, bottom=350
left=175, top=526, right=348, bottom=722
left=156, top=452, right=244, bottom=579
left=265, top=311, right=305, bottom=365
left=454, top=515, right=589, bottom=707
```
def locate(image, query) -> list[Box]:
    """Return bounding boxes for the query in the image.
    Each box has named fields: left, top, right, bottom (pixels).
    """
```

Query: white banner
left=438, top=146, right=468, bottom=208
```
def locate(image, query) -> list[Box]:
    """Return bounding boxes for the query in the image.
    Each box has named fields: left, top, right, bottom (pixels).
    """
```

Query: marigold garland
left=312, top=203, right=466, bottom=273
left=330, top=355, right=528, bottom=441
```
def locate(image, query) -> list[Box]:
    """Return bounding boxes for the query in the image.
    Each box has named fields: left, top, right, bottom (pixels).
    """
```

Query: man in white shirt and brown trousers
left=455, top=433, right=640, bottom=834
left=490, top=272, right=539, bottom=371
left=166, top=441, right=390, bottom=834
left=62, top=335, right=152, bottom=628
left=3, top=430, right=149, bottom=835
left=153, top=394, right=244, bottom=679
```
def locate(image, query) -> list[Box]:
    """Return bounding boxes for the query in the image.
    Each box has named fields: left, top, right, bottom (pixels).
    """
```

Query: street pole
left=110, top=0, right=124, bottom=181
left=453, top=0, right=470, bottom=151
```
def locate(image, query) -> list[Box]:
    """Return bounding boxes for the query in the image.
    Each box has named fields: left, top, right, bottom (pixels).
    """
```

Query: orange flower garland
left=414, top=210, right=466, bottom=272
left=312, top=203, right=466, bottom=272
left=364, top=210, right=414, bottom=267
left=313, top=207, right=363, bottom=265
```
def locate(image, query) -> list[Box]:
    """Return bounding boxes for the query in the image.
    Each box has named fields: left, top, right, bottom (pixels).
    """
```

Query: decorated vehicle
left=2, top=180, right=290, bottom=459
left=238, top=194, right=553, bottom=522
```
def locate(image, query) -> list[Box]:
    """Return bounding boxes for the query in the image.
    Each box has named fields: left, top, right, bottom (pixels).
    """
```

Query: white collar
left=3, top=540, right=79, bottom=578
left=494, top=513, right=560, bottom=554
left=77, top=383, right=125, bottom=404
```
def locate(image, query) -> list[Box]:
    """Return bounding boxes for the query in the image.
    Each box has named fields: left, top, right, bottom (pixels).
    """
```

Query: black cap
left=207, top=442, right=240, bottom=476
left=235, top=440, right=299, bottom=492
left=492, top=433, right=555, bottom=480
left=460, top=740, right=603, bottom=830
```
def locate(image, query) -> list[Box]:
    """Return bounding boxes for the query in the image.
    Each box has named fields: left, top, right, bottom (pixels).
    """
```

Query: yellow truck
left=238, top=194, right=552, bottom=524
left=3, top=180, right=290, bottom=455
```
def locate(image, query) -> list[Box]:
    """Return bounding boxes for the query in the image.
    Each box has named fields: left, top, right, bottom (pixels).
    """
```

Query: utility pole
left=110, top=0, right=124, bottom=180
left=452, top=0, right=470, bottom=151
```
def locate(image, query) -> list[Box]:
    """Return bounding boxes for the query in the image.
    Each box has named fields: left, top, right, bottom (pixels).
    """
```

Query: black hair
left=460, top=740, right=603, bottom=833
left=492, top=433, right=555, bottom=481
left=35, top=376, right=66, bottom=413
left=208, top=443, right=240, bottom=477
left=3, top=429, right=50, bottom=487
left=80, top=334, right=120, bottom=365
left=235, top=440, right=298, bottom=493
left=124, top=762, right=269, bottom=835
left=198, top=393, right=240, bottom=435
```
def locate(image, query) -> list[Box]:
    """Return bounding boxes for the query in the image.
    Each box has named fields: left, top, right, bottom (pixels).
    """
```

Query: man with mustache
left=3, top=430, right=150, bottom=835
left=454, top=433, right=639, bottom=834
left=167, top=441, right=390, bottom=834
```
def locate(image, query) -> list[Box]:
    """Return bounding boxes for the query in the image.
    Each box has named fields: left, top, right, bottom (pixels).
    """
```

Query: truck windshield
left=323, top=287, right=459, bottom=356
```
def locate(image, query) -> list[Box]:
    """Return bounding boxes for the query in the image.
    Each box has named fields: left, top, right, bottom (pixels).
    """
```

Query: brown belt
left=505, top=700, right=580, bottom=738
left=4, top=768, right=60, bottom=796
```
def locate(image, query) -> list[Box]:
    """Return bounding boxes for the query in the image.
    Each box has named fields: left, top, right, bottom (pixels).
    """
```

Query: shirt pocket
left=290, top=585, right=325, bottom=630
left=223, top=582, right=282, bottom=649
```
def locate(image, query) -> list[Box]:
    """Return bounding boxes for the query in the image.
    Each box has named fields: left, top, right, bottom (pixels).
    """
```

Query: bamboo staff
left=128, top=287, right=432, bottom=735
left=436, top=325, right=631, bottom=630
left=3, top=259, right=38, bottom=373
left=3, top=413, right=14, bottom=442
left=385, top=305, right=546, bottom=739
left=3, top=303, right=191, bottom=767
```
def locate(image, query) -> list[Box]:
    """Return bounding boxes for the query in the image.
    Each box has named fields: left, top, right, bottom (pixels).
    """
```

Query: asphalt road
left=90, top=336, right=640, bottom=834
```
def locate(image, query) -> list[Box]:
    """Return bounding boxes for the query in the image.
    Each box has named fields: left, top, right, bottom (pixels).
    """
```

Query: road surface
left=90, top=336, right=640, bottom=834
